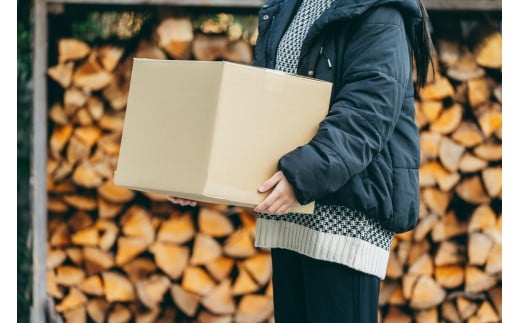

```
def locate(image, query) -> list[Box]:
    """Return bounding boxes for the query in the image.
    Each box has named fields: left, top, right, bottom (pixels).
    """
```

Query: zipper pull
left=320, top=47, right=332, bottom=68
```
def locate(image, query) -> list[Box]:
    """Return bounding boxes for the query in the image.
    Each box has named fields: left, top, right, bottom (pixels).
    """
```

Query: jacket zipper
left=320, top=46, right=333, bottom=68
left=266, top=15, right=276, bottom=67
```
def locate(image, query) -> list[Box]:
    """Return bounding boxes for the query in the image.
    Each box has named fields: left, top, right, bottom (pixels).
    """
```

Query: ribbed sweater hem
left=254, top=217, right=390, bottom=279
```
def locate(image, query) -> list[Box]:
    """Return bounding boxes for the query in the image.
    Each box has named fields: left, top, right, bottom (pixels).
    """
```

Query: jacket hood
left=307, top=0, right=424, bottom=49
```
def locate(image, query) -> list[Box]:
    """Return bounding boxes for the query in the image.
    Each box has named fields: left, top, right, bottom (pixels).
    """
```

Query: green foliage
left=18, top=0, right=33, bottom=322
left=71, top=11, right=152, bottom=42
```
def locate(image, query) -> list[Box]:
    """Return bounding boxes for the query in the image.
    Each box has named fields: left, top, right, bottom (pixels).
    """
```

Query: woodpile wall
left=44, top=7, right=502, bottom=323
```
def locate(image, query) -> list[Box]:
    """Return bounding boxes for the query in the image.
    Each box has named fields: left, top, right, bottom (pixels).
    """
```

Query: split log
left=414, top=307, right=438, bottom=323
left=86, top=298, right=110, bottom=323
left=56, top=265, right=86, bottom=287
left=72, top=53, right=113, bottom=91
left=171, top=284, right=201, bottom=317
left=198, top=207, right=234, bottom=238
left=439, top=136, right=465, bottom=172
left=102, top=271, right=136, bottom=302
left=197, top=310, right=233, bottom=323
left=86, top=96, right=104, bottom=121
left=115, top=236, right=148, bottom=266
left=120, top=205, right=155, bottom=245
left=384, top=306, right=412, bottom=323
left=156, top=17, right=194, bottom=59
left=456, top=297, right=478, bottom=321
left=232, top=264, right=259, bottom=296
left=48, top=62, right=74, bottom=88
left=66, top=136, right=91, bottom=165
left=430, top=103, right=464, bottom=135
left=56, top=287, right=88, bottom=312
left=191, top=234, right=223, bottom=266
left=234, top=294, right=274, bottom=323
left=386, top=253, right=404, bottom=280
left=242, top=253, right=272, bottom=287
left=149, top=241, right=189, bottom=280
left=206, top=257, right=235, bottom=282
left=419, top=77, right=455, bottom=101
left=157, top=212, right=196, bottom=244
left=50, top=124, right=74, bottom=157
left=431, top=211, right=467, bottom=242
left=181, top=266, right=217, bottom=296
left=122, top=257, right=157, bottom=284
left=98, top=179, right=135, bottom=204
left=63, top=194, right=97, bottom=211
left=474, top=300, right=500, bottom=322
left=135, top=274, right=171, bottom=310
left=58, top=38, right=91, bottom=63
left=434, top=240, right=465, bottom=266
left=83, top=247, right=114, bottom=276
left=485, top=243, right=501, bottom=274
left=434, top=265, right=464, bottom=289
left=420, top=101, right=443, bottom=123
left=47, top=270, right=64, bottom=299
left=458, top=152, right=487, bottom=173
left=467, top=77, right=491, bottom=108
left=468, top=232, right=493, bottom=266
left=97, top=220, right=119, bottom=251
left=97, top=45, right=125, bottom=72
left=442, top=300, right=461, bottom=323
left=201, top=278, right=236, bottom=315
left=481, top=167, right=502, bottom=198
left=72, top=161, right=104, bottom=188
left=446, top=49, right=485, bottom=82
left=409, top=275, right=446, bottom=310
left=79, top=275, right=105, bottom=296
left=470, top=25, right=502, bottom=69
left=488, top=287, right=502, bottom=317
left=63, top=306, right=87, bottom=323
left=223, top=228, right=256, bottom=258
left=475, top=102, right=502, bottom=138
left=451, top=122, right=485, bottom=148
left=134, top=308, right=161, bottom=323
left=107, top=303, right=132, bottom=323
left=422, top=188, right=451, bottom=216
left=63, top=88, right=88, bottom=116
left=473, top=142, right=502, bottom=162
left=47, top=248, right=67, bottom=269
left=464, top=266, right=497, bottom=294
left=455, top=175, right=491, bottom=204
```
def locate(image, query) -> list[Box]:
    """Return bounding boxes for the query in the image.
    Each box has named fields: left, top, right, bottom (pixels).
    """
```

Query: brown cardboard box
left=114, top=59, right=332, bottom=214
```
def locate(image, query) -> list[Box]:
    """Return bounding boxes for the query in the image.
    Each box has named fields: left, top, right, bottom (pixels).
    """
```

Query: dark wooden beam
left=45, top=0, right=266, bottom=8
left=423, top=0, right=501, bottom=11
left=45, top=0, right=501, bottom=10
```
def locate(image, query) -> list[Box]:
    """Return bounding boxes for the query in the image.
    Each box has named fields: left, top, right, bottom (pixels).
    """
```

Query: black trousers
left=270, top=248, right=380, bottom=323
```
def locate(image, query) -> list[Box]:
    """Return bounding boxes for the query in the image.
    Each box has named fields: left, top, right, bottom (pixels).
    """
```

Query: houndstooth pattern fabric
left=257, top=204, right=394, bottom=250
left=275, top=0, right=335, bottom=73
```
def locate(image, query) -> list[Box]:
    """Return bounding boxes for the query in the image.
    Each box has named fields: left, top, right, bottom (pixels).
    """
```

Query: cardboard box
left=114, top=59, right=332, bottom=214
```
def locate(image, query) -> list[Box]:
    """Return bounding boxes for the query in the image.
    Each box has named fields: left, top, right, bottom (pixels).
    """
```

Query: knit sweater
left=254, top=0, right=394, bottom=279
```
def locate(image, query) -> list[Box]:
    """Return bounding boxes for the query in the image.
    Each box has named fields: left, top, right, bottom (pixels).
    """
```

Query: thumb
left=258, top=171, right=282, bottom=193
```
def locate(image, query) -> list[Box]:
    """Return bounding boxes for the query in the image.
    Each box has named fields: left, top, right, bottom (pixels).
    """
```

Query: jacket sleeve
left=278, top=9, right=411, bottom=205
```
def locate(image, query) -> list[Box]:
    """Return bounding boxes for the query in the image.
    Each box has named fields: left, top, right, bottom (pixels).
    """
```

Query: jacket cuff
left=277, top=157, right=312, bottom=205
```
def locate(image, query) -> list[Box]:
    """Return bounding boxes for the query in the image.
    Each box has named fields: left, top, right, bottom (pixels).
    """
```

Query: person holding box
left=169, top=0, right=434, bottom=321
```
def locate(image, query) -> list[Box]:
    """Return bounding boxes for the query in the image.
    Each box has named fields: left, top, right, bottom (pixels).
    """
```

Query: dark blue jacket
left=252, top=0, right=423, bottom=233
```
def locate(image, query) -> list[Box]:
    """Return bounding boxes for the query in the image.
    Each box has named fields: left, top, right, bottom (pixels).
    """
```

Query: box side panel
left=204, top=62, right=331, bottom=211
left=114, top=59, right=222, bottom=196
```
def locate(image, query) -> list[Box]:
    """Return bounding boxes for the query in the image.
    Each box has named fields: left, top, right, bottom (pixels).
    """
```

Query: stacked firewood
left=378, top=21, right=502, bottom=323
left=45, top=12, right=501, bottom=323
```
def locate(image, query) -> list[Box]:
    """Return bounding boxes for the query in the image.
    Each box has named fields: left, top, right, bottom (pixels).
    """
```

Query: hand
left=167, top=196, right=197, bottom=207
left=254, top=171, right=297, bottom=215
